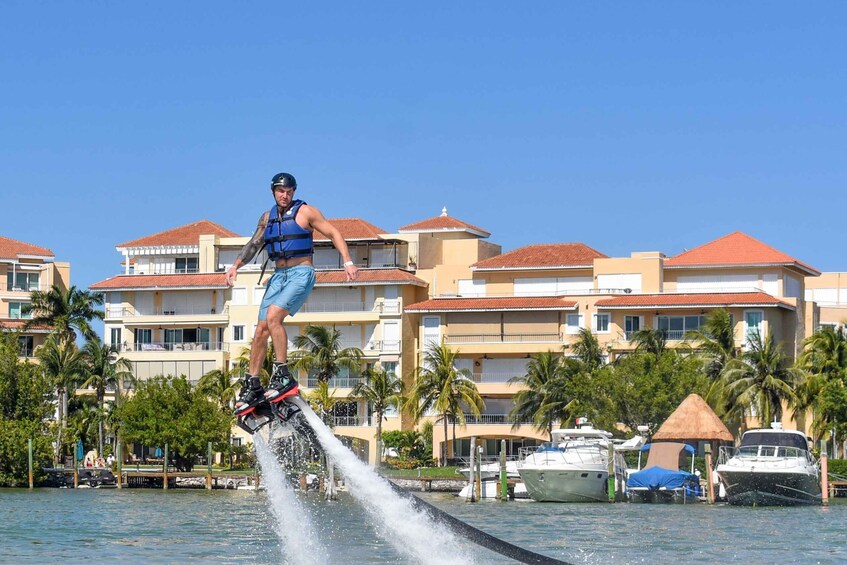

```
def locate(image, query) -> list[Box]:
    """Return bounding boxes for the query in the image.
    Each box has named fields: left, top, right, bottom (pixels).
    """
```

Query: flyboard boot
left=264, top=362, right=299, bottom=403
left=235, top=364, right=302, bottom=435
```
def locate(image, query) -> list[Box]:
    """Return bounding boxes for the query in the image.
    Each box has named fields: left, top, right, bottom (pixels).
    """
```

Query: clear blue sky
left=3, top=2, right=846, bottom=307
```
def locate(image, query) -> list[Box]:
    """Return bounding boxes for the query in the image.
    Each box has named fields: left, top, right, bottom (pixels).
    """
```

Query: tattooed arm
left=225, top=211, right=269, bottom=286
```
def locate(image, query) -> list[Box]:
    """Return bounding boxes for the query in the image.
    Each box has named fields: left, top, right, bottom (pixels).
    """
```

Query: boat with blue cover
left=626, top=442, right=702, bottom=503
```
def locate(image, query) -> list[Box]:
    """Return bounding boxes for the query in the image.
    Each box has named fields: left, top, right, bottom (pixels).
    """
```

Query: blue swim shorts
left=258, top=265, right=316, bottom=321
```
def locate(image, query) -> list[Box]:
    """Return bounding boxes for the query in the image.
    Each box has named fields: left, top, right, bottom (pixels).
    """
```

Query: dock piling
left=206, top=442, right=212, bottom=490
left=499, top=439, right=507, bottom=501
left=163, top=444, right=169, bottom=490
left=821, top=440, right=829, bottom=506
left=28, top=438, right=33, bottom=489
left=116, top=442, right=122, bottom=489
left=704, top=444, right=715, bottom=504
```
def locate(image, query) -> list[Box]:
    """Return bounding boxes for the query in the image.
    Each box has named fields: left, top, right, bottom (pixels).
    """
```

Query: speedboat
left=627, top=442, right=702, bottom=503
left=517, top=425, right=626, bottom=502
left=716, top=423, right=821, bottom=506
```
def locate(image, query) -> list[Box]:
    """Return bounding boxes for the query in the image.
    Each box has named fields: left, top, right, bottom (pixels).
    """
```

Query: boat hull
left=627, top=487, right=700, bottom=504
left=717, top=469, right=821, bottom=506
left=518, top=468, right=609, bottom=502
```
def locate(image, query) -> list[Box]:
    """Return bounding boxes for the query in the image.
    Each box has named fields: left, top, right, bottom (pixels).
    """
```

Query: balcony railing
left=444, top=333, right=561, bottom=344
left=623, top=329, right=687, bottom=341
left=449, top=413, right=534, bottom=425
left=332, top=415, right=361, bottom=427
left=364, top=340, right=401, bottom=353
left=124, top=342, right=228, bottom=352
left=301, top=301, right=369, bottom=313
left=106, top=306, right=228, bottom=317
left=0, top=282, right=48, bottom=293
left=306, top=377, right=363, bottom=388
left=473, top=372, right=522, bottom=384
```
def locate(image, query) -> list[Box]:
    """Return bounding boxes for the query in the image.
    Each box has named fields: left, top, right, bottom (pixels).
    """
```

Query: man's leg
left=234, top=321, right=271, bottom=415
left=249, top=321, right=271, bottom=376
left=265, top=304, right=298, bottom=401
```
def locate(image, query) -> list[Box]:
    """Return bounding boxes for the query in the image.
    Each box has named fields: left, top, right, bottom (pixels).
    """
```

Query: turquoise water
left=1, top=488, right=844, bottom=564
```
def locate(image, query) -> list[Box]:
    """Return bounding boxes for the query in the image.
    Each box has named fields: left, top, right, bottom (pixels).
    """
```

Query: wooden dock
left=44, top=468, right=260, bottom=490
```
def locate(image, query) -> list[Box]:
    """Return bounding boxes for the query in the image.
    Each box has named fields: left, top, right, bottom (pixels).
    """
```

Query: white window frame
left=230, top=287, right=247, bottom=306
left=252, top=286, right=265, bottom=305
left=593, top=312, right=611, bottom=334
left=233, top=325, right=245, bottom=342
left=565, top=313, right=584, bottom=335
left=744, top=309, right=764, bottom=345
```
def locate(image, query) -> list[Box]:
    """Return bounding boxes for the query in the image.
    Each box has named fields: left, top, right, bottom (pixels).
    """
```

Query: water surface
left=1, top=488, right=843, bottom=564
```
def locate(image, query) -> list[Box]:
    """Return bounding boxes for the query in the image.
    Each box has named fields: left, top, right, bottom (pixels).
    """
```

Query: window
left=231, top=287, right=247, bottom=305
left=136, top=328, right=152, bottom=344
left=457, top=279, right=486, bottom=297
left=565, top=314, right=584, bottom=335
left=18, top=336, right=33, bottom=357
left=6, top=272, right=39, bottom=291
left=253, top=286, right=265, bottom=305
left=233, top=325, right=245, bottom=341
left=624, top=316, right=643, bottom=339
left=174, top=257, right=199, bottom=274
left=744, top=310, right=764, bottom=344
left=657, top=315, right=704, bottom=340
left=593, top=313, right=610, bottom=333
left=9, top=302, right=32, bottom=319
left=110, top=328, right=122, bottom=346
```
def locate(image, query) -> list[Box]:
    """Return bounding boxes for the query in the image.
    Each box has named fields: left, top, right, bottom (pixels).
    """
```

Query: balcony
left=444, top=333, right=561, bottom=345
left=364, top=340, right=401, bottom=353
left=123, top=342, right=228, bottom=352
left=473, top=372, right=522, bottom=384
left=0, top=282, right=49, bottom=293
left=623, top=329, right=686, bottom=341
left=450, top=413, right=534, bottom=425
left=332, top=415, right=362, bottom=427
left=300, top=301, right=370, bottom=313
left=306, top=376, right=363, bottom=388
left=107, top=306, right=228, bottom=317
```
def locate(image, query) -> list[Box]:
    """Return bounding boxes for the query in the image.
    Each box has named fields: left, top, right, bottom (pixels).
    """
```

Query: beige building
left=0, top=235, right=70, bottom=358
left=805, top=272, right=847, bottom=330
left=91, top=214, right=829, bottom=465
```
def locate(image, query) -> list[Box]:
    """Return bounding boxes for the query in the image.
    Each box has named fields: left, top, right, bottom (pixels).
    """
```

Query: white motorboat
left=517, top=425, right=626, bottom=503
left=716, top=423, right=821, bottom=506
left=458, top=459, right=520, bottom=481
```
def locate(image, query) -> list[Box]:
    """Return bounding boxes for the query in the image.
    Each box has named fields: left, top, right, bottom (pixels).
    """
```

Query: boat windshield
left=536, top=442, right=560, bottom=452
left=740, top=432, right=808, bottom=451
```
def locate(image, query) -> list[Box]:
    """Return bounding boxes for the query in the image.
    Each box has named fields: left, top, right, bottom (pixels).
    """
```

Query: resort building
left=805, top=272, right=847, bottom=330
left=0, top=235, right=70, bottom=359
left=91, top=214, right=825, bottom=465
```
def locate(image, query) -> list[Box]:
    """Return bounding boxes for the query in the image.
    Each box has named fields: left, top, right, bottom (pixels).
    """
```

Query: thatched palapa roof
left=652, top=394, right=733, bottom=442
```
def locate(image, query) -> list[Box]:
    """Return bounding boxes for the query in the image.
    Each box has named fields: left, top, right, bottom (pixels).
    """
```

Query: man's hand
left=225, top=265, right=238, bottom=287
left=345, top=263, right=359, bottom=282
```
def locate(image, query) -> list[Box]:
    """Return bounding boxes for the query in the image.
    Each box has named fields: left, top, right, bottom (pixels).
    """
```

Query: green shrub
left=828, top=459, right=847, bottom=478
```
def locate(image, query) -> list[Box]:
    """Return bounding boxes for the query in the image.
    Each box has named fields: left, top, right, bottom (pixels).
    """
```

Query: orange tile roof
left=0, top=235, right=54, bottom=260
left=595, top=291, right=793, bottom=310
left=405, top=296, right=577, bottom=312
left=117, top=220, right=239, bottom=248
left=472, top=243, right=607, bottom=269
left=665, top=231, right=819, bottom=275
left=313, top=219, right=388, bottom=241
left=90, top=273, right=227, bottom=290
left=316, top=269, right=426, bottom=286
left=398, top=212, right=490, bottom=237
left=0, top=320, right=52, bottom=332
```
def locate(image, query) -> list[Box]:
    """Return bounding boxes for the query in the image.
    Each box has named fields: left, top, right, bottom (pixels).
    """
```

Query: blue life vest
left=263, top=200, right=313, bottom=260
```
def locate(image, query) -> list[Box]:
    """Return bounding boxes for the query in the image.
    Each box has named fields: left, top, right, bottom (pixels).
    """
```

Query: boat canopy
left=627, top=466, right=698, bottom=491
left=740, top=431, right=808, bottom=451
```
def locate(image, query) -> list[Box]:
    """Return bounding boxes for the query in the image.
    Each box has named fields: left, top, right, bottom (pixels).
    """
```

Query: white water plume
left=294, top=402, right=474, bottom=565
left=254, top=435, right=328, bottom=565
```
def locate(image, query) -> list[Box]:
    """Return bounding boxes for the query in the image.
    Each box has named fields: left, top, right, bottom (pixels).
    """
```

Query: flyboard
left=238, top=396, right=572, bottom=565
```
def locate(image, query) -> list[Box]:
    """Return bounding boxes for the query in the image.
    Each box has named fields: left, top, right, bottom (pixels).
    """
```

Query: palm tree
left=721, top=331, right=800, bottom=428
left=509, top=351, right=578, bottom=440
left=631, top=328, right=668, bottom=357
left=686, top=309, right=738, bottom=379
left=80, top=338, right=134, bottom=455
left=404, top=343, right=484, bottom=466
left=307, top=381, right=339, bottom=427
left=197, top=365, right=243, bottom=414
left=796, top=325, right=847, bottom=439
left=23, top=285, right=104, bottom=343
left=234, top=342, right=274, bottom=386
left=291, top=325, right=363, bottom=383
left=37, top=336, right=86, bottom=466
left=568, top=328, right=604, bottom=371
left=350, top=367, right=404, bottom=467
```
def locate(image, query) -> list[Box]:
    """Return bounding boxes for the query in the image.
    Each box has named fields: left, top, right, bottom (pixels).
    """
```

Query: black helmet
left=270, top=172, right=297, bottom=189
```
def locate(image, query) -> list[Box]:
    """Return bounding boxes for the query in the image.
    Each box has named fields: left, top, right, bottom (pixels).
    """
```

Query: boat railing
left=718, top=445, right=816, bottom=466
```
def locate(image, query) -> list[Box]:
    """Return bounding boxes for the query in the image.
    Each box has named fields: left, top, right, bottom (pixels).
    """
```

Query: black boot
left=265, top=363, right=299, bottom=402
left=234, top=375, right=265, bottom=416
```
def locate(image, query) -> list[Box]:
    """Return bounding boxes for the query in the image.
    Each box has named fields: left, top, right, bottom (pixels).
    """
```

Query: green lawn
left=379, top=466, right=463, bottom=479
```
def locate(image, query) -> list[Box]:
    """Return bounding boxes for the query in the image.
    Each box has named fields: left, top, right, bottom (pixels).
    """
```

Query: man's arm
left=305, top=205, right=359, bottom=282
left=225, top=212, right=269, bottom=286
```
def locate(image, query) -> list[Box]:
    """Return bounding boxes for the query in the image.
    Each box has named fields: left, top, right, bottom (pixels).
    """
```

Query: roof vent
left=441, top=206, right=448, bottom=217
